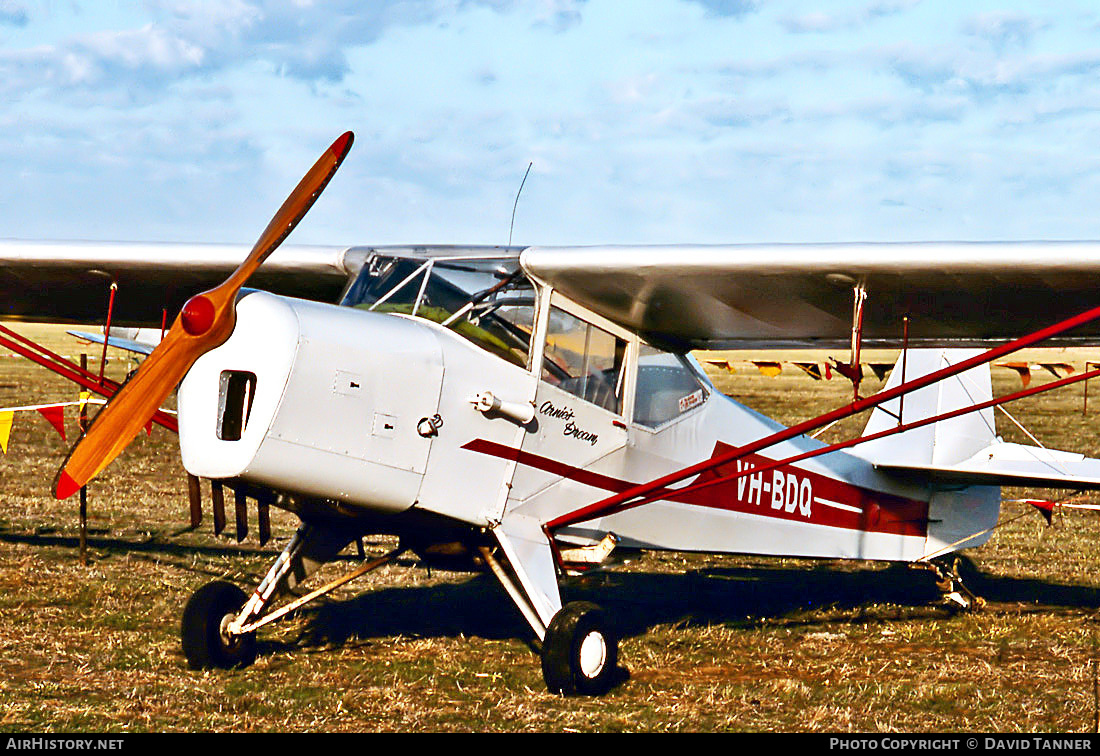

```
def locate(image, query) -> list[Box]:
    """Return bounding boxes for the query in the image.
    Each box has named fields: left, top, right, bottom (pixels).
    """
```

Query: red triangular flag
left=145, top=420, right=153, bottom=436
left=36, top=405, right=66, bottom=442
left=1026, top=499, right=1055, bottom=526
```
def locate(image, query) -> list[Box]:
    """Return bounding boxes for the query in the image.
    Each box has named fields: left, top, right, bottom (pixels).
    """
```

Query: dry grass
left=2, top=328, right=1100, bottom=732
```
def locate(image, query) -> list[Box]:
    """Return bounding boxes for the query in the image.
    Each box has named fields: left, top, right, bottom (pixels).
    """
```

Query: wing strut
left=98, top=280, right=118, bottom=385
left=545, top=299, right=1100, bottom=535
left=831, top=280, right=867, bottom=400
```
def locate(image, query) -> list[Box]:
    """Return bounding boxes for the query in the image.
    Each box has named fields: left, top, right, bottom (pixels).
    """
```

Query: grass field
left=3, top=327, right=1100, bottom=732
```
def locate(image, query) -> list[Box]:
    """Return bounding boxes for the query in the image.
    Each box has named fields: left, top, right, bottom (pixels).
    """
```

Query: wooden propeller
left=54, top=131, right=355, bottom=499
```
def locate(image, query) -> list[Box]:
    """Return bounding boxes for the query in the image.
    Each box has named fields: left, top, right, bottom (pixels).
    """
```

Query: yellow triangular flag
left=78, top=391, right=91, bottom=414
left=0, top=410, right=13, bottom=454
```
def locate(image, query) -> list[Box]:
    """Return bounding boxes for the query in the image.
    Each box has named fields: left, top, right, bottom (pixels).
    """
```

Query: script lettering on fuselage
left=539, top=400, right=599, bottom=446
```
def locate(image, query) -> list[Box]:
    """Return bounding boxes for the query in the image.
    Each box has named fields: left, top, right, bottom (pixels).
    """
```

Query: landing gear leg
left=181, top=527, right=307, bottom=670
left=179, top=523, right=400, bottom=670
left=482, top=519, right=624, bottom=695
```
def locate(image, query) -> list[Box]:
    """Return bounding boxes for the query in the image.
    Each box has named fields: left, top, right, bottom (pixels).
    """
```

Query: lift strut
left=546, top=298, right=1100, bottom=534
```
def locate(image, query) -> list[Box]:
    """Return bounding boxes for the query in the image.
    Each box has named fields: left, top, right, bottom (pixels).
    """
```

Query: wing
left=520, top=242, right=1100, bottom=350
left=0, top=240, right=369, bottom=327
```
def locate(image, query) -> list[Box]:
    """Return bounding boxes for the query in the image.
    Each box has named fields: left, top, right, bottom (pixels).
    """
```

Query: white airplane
left=10, top=131, right=1100, bottom=695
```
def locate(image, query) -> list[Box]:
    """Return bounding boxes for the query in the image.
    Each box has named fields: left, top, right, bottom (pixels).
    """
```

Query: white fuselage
left=178, top=290, right=998, bottom=564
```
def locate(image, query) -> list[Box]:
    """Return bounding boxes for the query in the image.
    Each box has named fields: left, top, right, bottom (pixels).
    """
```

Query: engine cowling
left=178, top=291, right=445, bottom=513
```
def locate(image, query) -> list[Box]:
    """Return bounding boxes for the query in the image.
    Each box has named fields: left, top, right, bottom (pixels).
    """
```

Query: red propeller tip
left=55, top=470, right=80, bottom=500
left=331, top=131, right=354, bottom=158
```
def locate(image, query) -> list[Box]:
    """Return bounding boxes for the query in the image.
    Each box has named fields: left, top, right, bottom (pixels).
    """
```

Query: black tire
left=540, top=601, right=618, bottom=696
left=180, top=580, right=256, bottom=670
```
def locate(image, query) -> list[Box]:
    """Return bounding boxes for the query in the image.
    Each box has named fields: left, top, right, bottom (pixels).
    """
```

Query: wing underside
left=0, top=240, right=361, bottom=326
left=521, top=242, right=1100, bottom=350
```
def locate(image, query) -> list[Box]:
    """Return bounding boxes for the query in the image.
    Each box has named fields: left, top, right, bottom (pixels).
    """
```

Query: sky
left=3, top=0, right=1100, bottom=247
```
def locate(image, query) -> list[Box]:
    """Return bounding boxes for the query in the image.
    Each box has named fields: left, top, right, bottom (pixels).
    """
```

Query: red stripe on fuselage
left=461, top=438, right=928, bottom=538
left=692, top=441, right=927, bottom=537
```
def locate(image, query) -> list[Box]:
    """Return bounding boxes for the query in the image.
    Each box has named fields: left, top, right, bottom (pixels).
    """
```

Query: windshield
left=341, top=256, right=537, bottom=369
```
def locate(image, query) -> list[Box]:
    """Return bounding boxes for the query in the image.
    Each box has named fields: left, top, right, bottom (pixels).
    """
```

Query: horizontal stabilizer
left=68, top=330, right=157, bottom=355
left=877, top=441, right=1100, bottom=490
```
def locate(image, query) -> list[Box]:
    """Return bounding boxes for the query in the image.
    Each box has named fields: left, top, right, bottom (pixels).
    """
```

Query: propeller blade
left=54, top=131, right=354, bottom=499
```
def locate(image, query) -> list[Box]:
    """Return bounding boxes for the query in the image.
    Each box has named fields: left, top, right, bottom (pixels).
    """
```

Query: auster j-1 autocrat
left=14, top=131, right=1100, bottom=694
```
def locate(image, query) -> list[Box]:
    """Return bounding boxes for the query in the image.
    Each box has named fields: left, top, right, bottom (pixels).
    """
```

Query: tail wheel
left=540, top=601, right=618, bottom=696
left=181, top=580, right=256, bottom=670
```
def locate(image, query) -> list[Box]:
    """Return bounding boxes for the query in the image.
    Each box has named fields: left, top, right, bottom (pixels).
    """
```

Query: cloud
left=0, top=0, right=27, bottom=27
left=881, top=42, right=1100, bottom=99
left=681, top=0, right=758, bottom=19
left=780, top=0, right=920, bottom=33
left=962, top=11, right=1048, bottom=50
left=0, top=0, right=603, bottom=100
left=0, top=25, right=211, bottom=103
left=527, top=0, right=589, bottom=30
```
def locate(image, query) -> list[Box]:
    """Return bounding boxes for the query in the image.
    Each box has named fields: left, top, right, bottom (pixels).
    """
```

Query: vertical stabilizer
left=857, top=349, right=1000, bottom=556
left=858, top=349, right=997, bottom=467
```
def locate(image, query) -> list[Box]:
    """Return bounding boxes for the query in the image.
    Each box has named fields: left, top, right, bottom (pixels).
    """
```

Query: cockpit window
left=341, top=256, right=536, bottom=369
left=633, top=345, right=709, bottom=428
left=541, top=306, right=627, bottom=414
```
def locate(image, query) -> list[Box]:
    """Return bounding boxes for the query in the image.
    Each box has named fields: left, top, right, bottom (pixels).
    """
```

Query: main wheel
left=540, top=601, right=618, bottom=696
left=180, top=580, right=256, bottom=670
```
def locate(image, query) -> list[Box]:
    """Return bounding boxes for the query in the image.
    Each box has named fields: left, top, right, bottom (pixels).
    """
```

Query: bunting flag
left=867, top=363, right=893, bottom=381
left=792, top=362, right=823, bottom=380
left=830, top=359, right=863, bottom=383
left=0, top=411, right=12, bottom=454
left=1007, top=497, right=1100, bottom=526
left=996, top=361, right=1089, bottom=388
left=36, top=405, right=66, bottom=442
left=1021, top=498, right=1055, bottom=526
left=702, top=358, right=894, bottom=380
left=995, top=362, right=1032, bottom=388
left=700, top=357, right=1099, bottom=387
left=0, top=398, right=109, bottom=452
left=1039, top=362, right=1074, bottom=378
left=751, top=361, right=783, bottom=378
left=703, top=359, right=735, bottom=373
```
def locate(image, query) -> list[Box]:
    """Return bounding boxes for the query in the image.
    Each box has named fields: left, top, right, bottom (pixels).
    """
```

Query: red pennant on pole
left=144, top=420, right=153, bottom=436
left=36, top=405, right=66, bottom=442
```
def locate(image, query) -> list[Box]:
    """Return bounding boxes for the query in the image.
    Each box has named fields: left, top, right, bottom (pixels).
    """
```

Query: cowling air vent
left=217, top=370, right=257, bottom=441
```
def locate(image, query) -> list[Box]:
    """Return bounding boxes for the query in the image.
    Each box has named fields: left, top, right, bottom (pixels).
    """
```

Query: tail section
left=859, top=348, right=996, bottom=467
left=859, top=349, right=1100, bottom=491
left=856, top=349, right=1000, bottom=557
left=857, top=349, right=1100, bottom=558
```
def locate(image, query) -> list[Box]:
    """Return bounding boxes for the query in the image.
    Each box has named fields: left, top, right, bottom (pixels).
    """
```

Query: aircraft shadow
left=0, top=530, right=282, bottom=562
left=285, top=557, right=1100, bottom=654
